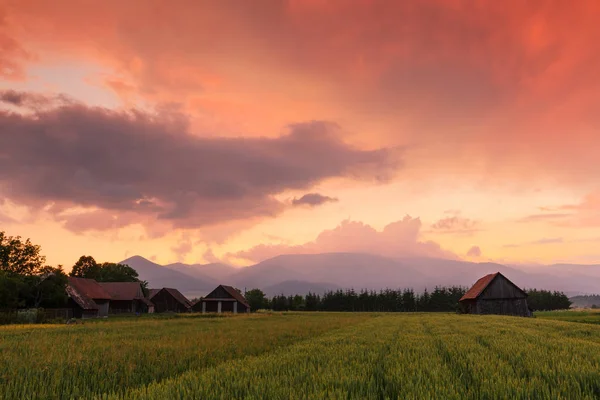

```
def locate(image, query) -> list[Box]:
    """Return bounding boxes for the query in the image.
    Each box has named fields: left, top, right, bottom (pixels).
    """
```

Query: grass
left=535, top=309, right=600, bottom=325
left=0, top=312, right=371, bottom=399
left=2, top=312, right=600, bottom=399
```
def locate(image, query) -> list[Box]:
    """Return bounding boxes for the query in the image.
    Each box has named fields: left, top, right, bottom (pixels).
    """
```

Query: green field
left=1, top=312, right=600, bottom=399
left=536, top=309, right=600, bottom=325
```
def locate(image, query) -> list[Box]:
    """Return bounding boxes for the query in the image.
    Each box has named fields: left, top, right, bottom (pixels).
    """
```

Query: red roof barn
left=459, top=272, right=531, bottom=317
left=66, top=277, right=111, bottom=318
left=99, top=282, right=153, bottom=314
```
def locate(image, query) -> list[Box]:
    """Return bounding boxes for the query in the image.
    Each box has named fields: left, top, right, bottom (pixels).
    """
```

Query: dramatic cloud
left=2, top=1, right=600, bottom=265
left=466, top=246, right=482, bottom=258
left=2, top=1, right=600, bottom=188
left=291, top=193, right=338, bottom=207
left=0, top=91, right=400, bottom=233
left=228, top=216, right=457, bottom=263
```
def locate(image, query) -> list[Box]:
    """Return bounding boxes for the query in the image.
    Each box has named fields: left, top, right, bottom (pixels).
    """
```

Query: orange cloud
left=229, top=216, right=457, bottom=263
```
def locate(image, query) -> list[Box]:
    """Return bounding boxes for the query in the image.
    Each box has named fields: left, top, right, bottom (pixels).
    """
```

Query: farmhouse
left=459, top=272, right=531, bottom=317
left=66, top=277, right=111, bottom=318
left=196, top=285, right=250, bottom=313
left=99, top=282, right=154, bottom=314
left=148, top=288, right=191, bottom=313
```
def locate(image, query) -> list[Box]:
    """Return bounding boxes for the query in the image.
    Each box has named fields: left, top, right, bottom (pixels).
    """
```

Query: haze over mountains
left=121, top=253, right=600, bottom=298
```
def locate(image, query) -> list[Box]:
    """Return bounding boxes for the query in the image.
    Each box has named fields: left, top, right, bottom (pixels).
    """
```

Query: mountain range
left=120, top=253, right=600, bottom=299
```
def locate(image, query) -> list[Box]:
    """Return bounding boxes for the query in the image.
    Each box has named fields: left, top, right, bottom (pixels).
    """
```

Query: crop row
left=0, top=313, right=371, bottom=399
left=112, top=314, right=600, bottom=400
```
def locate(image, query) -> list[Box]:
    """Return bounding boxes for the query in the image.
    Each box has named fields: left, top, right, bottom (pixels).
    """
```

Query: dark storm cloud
left=0, top=91, right=401, bottom=231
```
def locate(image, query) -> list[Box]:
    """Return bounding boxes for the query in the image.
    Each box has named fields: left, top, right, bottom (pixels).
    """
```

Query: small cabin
left=148, top=288, right=191, bottom=313
left=66, top=277, right=111, bottom=318
left=459, top=272, right=531, bottom=317
left=196, top=285, right=250, bottom=313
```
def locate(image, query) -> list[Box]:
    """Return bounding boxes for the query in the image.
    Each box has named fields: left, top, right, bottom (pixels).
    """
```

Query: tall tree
left=32, top=266, right=68, bottom=308
left=70, top=256, right=100, bottom=279
left=0, top=231, right=46, bottom=276
left=245, top=289, right=267, bottom=311
left=96, top=262, right=140, bottom=282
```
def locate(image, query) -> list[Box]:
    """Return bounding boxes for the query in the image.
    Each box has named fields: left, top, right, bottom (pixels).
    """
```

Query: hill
left=569, top=295, right=600, bottom=308
left=119, top=256, right=215, bottom=295
left=165, top=262, right=237, bottom=282
left=120, top=253, right=600, bottom=299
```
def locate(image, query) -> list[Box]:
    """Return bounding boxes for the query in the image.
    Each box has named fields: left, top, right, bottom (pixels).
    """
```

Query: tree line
left=1, top=230, right=573, bottom=314
left=525, top=289, right=572, bottom=311
left=245, top=287, right=572, bottom=313
left=0, top=231, right=144, bottom=310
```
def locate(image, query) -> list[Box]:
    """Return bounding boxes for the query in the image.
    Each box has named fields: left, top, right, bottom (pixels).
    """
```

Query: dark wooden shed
left=459, top=272, right=531, bottom=317
left=66, top=277, right=111, bottom=318
left=148, top=288, right=191, bottom=313
left=196, top=285, right=249, bottom=314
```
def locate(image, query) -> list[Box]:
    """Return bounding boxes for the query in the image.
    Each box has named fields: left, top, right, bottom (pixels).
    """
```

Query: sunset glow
left=1, top=0, right=599, bottom=268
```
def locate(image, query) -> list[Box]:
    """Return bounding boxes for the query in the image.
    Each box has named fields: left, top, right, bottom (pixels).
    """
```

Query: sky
left=1, top=0, right=600, bottom=268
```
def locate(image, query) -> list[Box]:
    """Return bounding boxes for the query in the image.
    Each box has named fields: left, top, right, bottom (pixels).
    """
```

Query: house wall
left=109, top=300, right=135, bottom=314
left=479, top=276, right=526, bottom=300
left=96, top=300, right=110, bottom=317
left=68, top=298, right=98, bottom=319
left=200, top=300, right=249, bottom=313
left=152, top=290, right=188, bottom=313
left=204, top=286, right=231, bottom=299
left=203, top=301, right=220, bottom=313
left=468, top=298, right=531, bottom=316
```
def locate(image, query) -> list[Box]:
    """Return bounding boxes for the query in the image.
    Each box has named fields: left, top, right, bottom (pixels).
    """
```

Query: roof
left=459, top=272, right=526, bottom=302
left=66, top=285, right=98, bottom=310
left=68, top=277, right=111, bottom=300
left=149, top=288, right=191, bottom=308
left=99, top=282, right=144, bottom=301
left=220, top=285, right=249, bottom=307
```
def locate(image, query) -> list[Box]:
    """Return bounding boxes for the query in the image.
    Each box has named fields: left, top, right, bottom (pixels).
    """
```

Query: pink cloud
left=0, top=92, right=400, bottom=235
left=466, top=246, right=482, bottom=257
left=429, top=216, right=480, bottom=235
left=2, top=1, right=600, bottom=191
left=229, top=216, right=458, bottom=263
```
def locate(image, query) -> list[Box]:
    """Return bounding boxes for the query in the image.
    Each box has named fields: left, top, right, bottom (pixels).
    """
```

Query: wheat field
left=1, top=312, right=599, bottom=399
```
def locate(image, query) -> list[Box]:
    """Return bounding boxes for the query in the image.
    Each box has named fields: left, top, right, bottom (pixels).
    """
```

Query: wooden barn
left=459, top=272, right=531, bottom=317
left=148, top=288, right=191, bottom=313
left=195, top=285, right=250, bottom=314
left=66, top=277, right=111, bottom=318
left=99, top=282, right=154, bottom=314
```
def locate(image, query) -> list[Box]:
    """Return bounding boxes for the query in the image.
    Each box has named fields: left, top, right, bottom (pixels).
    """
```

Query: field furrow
left=3, top=313, right=600, bottom=399
left=0, top=313, right=371, bottom=400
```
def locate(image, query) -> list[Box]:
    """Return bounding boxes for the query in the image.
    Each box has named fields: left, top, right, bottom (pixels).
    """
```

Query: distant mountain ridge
left=120, top=253, right=600, bottom=299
